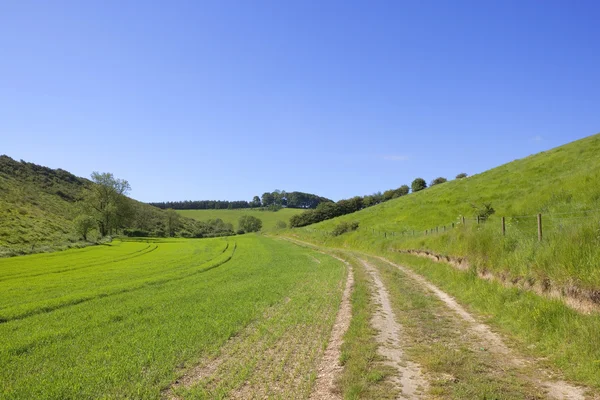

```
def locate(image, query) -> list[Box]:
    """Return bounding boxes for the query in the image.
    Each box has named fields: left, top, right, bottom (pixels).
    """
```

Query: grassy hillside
left=288, top=133, right=600, bottom=289
left=0, top=156, right=198, bottom=256
left=178, top=208, right=304, bottom=231
left=0, top=156, right=90, bottom=253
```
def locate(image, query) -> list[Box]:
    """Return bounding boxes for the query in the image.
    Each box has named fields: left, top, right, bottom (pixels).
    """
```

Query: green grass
left=0, top=235, right=346, bottom=399
left=178, top=208, right=304, bottom=231
left=290, top=133, right=600, bottom=289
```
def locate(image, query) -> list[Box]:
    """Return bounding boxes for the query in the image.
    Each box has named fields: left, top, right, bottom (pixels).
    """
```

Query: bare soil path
left=375, top=255, right=587, bottom=400
left=359, top=258, right=428, bottom=399
left=310, top=255, right=354, bottom=400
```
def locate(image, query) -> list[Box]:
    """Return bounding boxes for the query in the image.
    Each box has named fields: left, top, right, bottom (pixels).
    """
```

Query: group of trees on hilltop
left=150, top=190, right=332, bottom=211
left=290, top=173, right=470, bottom=228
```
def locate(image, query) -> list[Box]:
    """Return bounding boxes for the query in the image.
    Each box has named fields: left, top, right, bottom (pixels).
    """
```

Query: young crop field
left=0, top=235, right=346, bottom=399
left=177, top=208, right=304, bottom=230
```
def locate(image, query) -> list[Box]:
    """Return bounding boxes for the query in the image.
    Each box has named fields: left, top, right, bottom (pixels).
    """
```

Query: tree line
left=75, top=172, right=241, bottom=240
left=149, top=190, right=332, bottom=210
left=289, top=173, right=468, bottom=228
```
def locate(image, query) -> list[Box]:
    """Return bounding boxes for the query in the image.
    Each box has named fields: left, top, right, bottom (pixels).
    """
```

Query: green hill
left=0, top=156, right=194, bottom=256
left=288, top=133, right=600, bottom=290
left=177, top=208, right=304, bottom=231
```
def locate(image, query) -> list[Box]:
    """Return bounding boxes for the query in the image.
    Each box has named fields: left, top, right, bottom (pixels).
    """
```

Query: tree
left=238, top=215, right=263, bottom=233
left=395, top=185, right=410, bottom=197
left=165, top=209, right=181, bottom=237
left=74, top=215, right=96, bottom=241
left=85, top=172, right=132, bottom=237
left=430, top=177, right=447, bottom=186
left=456, top=172, right=468, bottom=179
left=411, top=178, right=427, bottom=192
left=261, top=192, right=274, bottom=207
left=250, top=196, right=261, bottom=208
left=383, top=189, right=396, bottom=201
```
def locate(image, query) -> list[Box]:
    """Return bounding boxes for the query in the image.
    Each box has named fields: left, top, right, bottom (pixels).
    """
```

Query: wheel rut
left=359, top=258, right=428, bottom=399
left=375, top=255, right=587, bottom=400
left=309, top=254, right=354, bottom=400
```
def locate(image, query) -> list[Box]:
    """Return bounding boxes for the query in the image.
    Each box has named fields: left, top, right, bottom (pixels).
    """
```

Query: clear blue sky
left=1, top=1, right=599, bottom=202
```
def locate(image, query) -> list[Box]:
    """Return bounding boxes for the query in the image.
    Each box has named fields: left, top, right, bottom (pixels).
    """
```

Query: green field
left=177, top=208, right=304, bottom=230
left=0, top=235, right=346, bottom=399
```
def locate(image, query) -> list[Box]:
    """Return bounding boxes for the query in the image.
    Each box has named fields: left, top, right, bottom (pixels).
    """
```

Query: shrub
left=123, top=229, right=149, bottom=237
left=275, top=220, right=287, bottom=229
left=331, top=221, right=359, bottom=236
left=430, top=177, right=447, bottom=186
left=456, top=172, right=468, bottom=179
left=472, top=203, right=495, bottom=221
left=411, top=178, right=427, bottom=192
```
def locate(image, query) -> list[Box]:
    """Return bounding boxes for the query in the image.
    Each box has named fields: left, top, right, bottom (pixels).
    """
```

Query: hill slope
left=289, top=133, right=600, bottom=289
left=0, top=156, right=90, bottom=251
left=0, top=156, right=194, bottom=255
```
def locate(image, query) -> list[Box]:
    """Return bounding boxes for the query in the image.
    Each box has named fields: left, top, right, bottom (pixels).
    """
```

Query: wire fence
left=301, top=208, right=600, bottom=242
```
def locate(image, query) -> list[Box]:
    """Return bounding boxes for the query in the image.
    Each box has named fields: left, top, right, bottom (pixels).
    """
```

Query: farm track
left=0, top=243, right=237, bottom=324
left=375, top=256, right=587, bottom=400
left=282, top=237, right=593, bottom=399
left=359, top=258, right=428, bottom=399
left=0, top=243, right=158, bottom=282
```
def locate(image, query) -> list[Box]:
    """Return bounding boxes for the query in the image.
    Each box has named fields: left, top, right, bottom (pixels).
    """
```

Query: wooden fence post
left=452, top=222, right=455, bottom=228
left=537, top=213, right=543, bottom=242
left=502, top=217, right=506, bottom=236
left=443, top=225, right=446, bottom=232
left=477, top=216, right=480, bottom=225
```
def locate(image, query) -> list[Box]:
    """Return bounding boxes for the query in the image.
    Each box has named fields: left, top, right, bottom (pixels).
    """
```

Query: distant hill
left=177, top=208, right=305, bottom=231
left=0, top=156, right=193, bottom=255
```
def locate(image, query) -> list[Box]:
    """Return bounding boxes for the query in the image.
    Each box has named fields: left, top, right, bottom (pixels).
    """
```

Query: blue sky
left=1, top=1, right=599, bottom=202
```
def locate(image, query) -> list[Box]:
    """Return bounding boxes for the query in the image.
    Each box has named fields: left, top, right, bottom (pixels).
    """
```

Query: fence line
left=301, top=209, right=600, bottom=242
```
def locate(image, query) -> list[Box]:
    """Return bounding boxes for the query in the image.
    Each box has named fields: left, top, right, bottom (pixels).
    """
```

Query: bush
left=456, top=172, right=468, bottom=179
left=238, top=215, right=262, bottom=232
left=123, top=229, right=150, bottom=237
left=430, top=177, right=447, bottom=186
left=331, top=221, right=359, bottom=236
left=472, top=203, right=495, bottom=221
left=411, top=178, right=427, bottom=192
left=236, top=229, right=245, bottom=235
left=275, top=220, right=287, bottom=229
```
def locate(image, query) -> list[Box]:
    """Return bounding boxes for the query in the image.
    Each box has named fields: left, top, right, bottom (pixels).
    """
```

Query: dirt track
left=376, top=255, right=586, bottom=400
left=360, top=258, right=428, bottom=399
left=309, top=255, right=354, bottom=400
